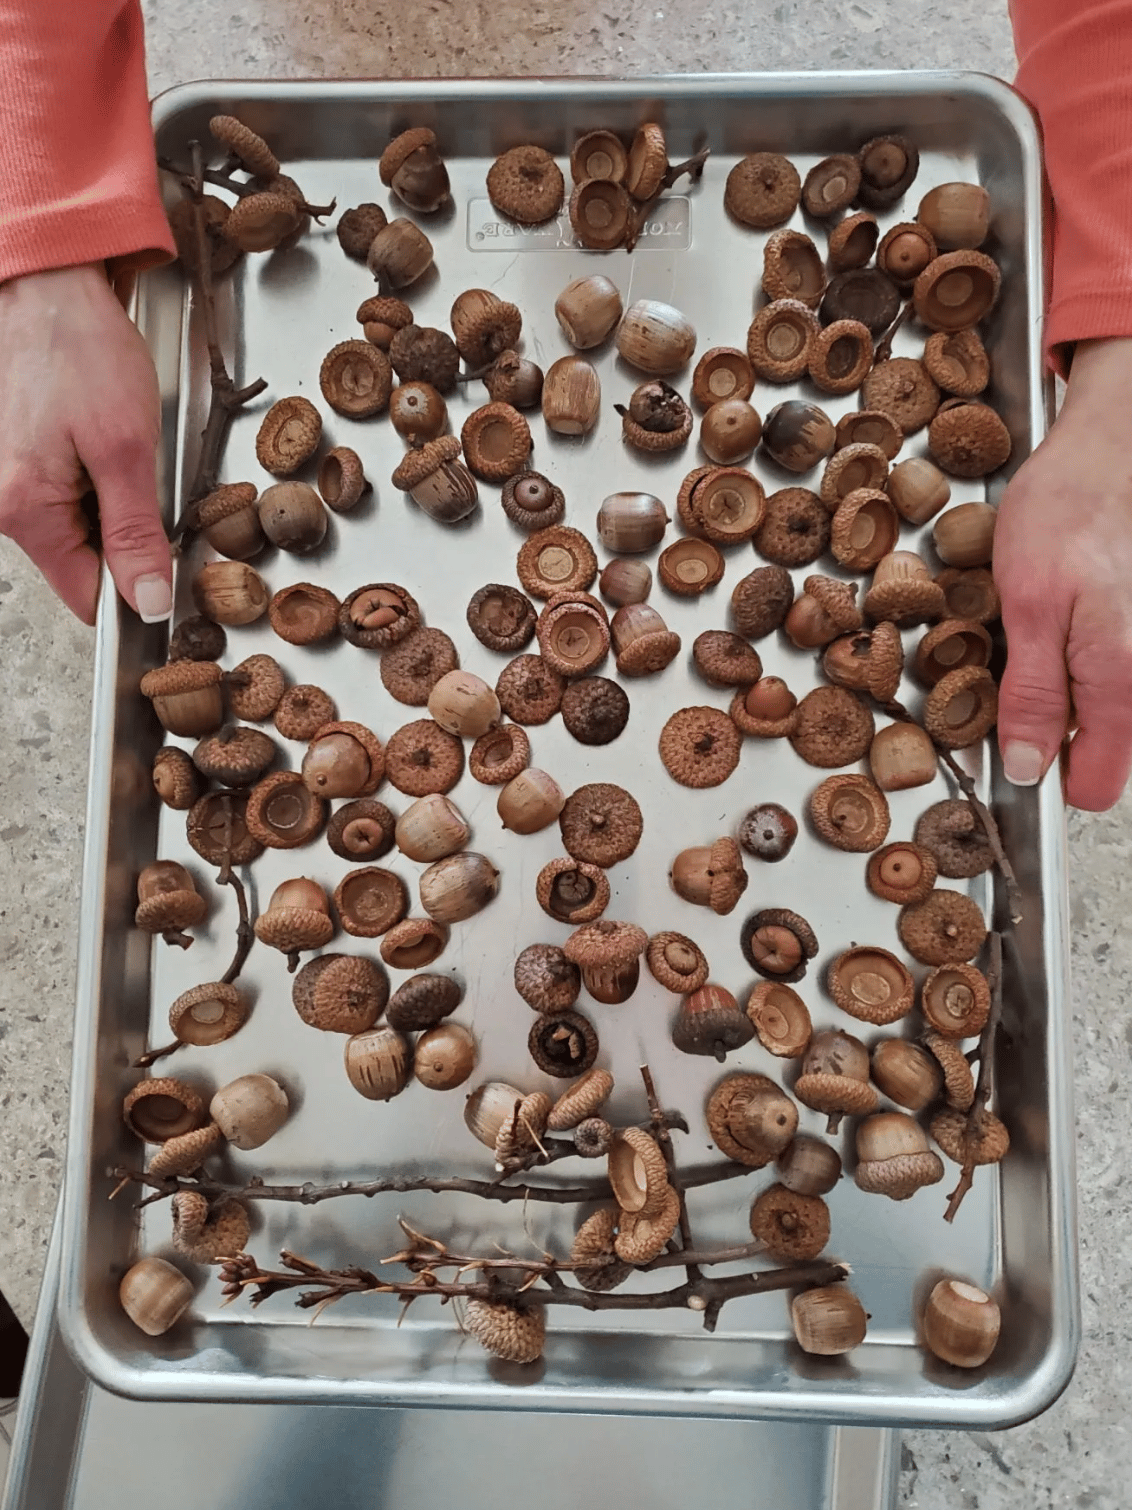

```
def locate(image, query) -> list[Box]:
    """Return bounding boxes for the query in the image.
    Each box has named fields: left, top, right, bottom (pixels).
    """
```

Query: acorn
left=197, top=483, right=264, bottom=560
left=414, top=1023, right=476, bottom=1091
left=737, top=802, right=798, bottom=862
left=886, top=459, right=950, bottom=527
left=794, top=1028, right=877, bottom=1133
left=463, top=1080, right=528, bottom=1151
left=821, top=623, right=904, bottom=702
left=542, top=355, right=601, bottom=435
left=776, top=1135, right=842, bottom=1197
left=501, top=471, right=566, bottom=533
left=692, top=346, right=755, bottom=408
left=427, top=670, right=501, bottom=739
left=917, top=183, right=990, bottom=250
left=863, top=551, right=947, bottom=625
left=869, top=721, right=939, bottom=791
left=497, top=769, right=565, bottom=834
left=419, top=852, right=500, bottom=923
left=705, top=1073, right=798, bottom=1167
left=391, top=438, right=479, bottom=525
left=871, top=1039, right=943, bottom=1112
left=760, top=400, right=835, bottom=473
left=599, top=558, right=653, bottom=607
left=618, top=382, right=693, bottom=454
left=616, top=299, right=696, bottom=375
left=783, top=576, right=861, bottom=649
left=791, top=1286, right=868, bottom=1356
left=483, top=351, right=544, bottom=409
left=191, top=562, right=269, bottom=626
left=394, top=794, right=469, bottom=863
left=699, top=399, right=762, bottom=464
left=367, top=217, right=434, bottom=288
left=152, top=747, right=203, bottom=811
left=928, top=403, right=1011, bottom=479
left=119, top=1257, right=194, bottom=1337
left=854, top=1111, right=944, bottom=1201
left=564, top=918, right=648, bottom=1004
left=210, top=1073, right=289, bottom=1149
left=596, top=492, right=669, bottom=553
left=302, top=721, right=383, bottom=798
left=932, top=501, right=997, bottom=566
left=135, top=861, right=207, bottom=947
left=672, top=984, right=754, bottom=1062
left=253, top=878, right=334, bottom=970
left=355, top=292, right=411, bottom=345
left=730, top=676, right=799, bottom=739
left=669, top=837, right=748, bottom=915
left=140, top=661, right=224, bottom=737
left=344, top=1026, right=413, bottom=1101
left=913, top=250, right=1001, bottom=332
left=380, top=128, right=450, bottom=213
left=866, top=841, right=938, bottom=907
left=611, top=603, right=681, bottom=677
left=922, top=1279, right=1001, bottom=1368
left=555, top=274, right=623, bottom=349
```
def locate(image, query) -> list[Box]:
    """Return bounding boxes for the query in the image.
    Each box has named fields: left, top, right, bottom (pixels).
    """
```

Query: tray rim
left=59, top=69, right=1078, bottom=1427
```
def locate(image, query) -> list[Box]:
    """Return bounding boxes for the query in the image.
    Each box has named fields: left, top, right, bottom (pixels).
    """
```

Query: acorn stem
left=944, top=930, right=1004, bottom=1223
left=132, top=1038, right=181, bottom=1070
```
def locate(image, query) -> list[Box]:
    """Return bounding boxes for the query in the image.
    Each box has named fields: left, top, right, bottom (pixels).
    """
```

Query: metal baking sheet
left=59, top=73, right=1076, bottom=1425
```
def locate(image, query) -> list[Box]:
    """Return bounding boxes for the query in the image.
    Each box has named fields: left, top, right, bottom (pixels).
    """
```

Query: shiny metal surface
left=60, top=74, right=1076, bottom=1424
left=4, top=1213, right=898, bottom=1510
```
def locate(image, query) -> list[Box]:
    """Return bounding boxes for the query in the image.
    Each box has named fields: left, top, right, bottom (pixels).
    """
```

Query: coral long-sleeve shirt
left=0, top=0, right=1129, bottom=368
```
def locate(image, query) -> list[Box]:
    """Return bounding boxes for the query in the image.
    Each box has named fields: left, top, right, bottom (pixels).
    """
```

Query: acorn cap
left=864, top=575, right=947, bottom=625
left=495, top=654, right=566, bottom=726
left=268, top=584, right=340, bottom=647
left=746, top=300, right=820, bottom=384
left=915, top=799, right=995, bottom=878
left=913, top=619, right=993, bottom=687
left=380, top=627, right=460, bottom=708
left=877, top=220, right=937, bottom=284
left=516, top=525, right=598, bottom=600
left=607, top=1125, right=670, bottom=1217
left=514, top=943, right=582, bottom=1013
left=820, top=270, right=900, bottom=336
left=389, top=325, right=460, bottom=391
left=730, top=565, right=794, bottom=640
left=705, top=1072, right=799, bottom=1167
left=379, top=917, right=448, bottom=969
left=809, top=319, right=873, bottom=395
left=614, top=1186, right=682, bottom=1264
left=753, top=489, right=830, bottom=567
left=392, top=436, right=461, bottom=493
left=828, top=946, right=914, bottom=1025
left=834, top=409, right=903, bottom=458
left=186, top=791, right=264, bottom=867
left=861, top=358, right=940, bottom=435
left=625, top=122, right=668, bottom=199
left=538, top=599, right=611, bottom=678
left=135, top=889, right=207, bottom=937
left=659, top=706, right=742, bottom=789
left=226, top=654, right=285, bottom=722
left=725, top=153, right=801, bottom=229
left=255, top=907, right=335, bottom=957
left=560, top=677, right=630, bottom=745
left=273, top=685, right=337, bottom=742
left=193, top=725, right=277, bottom=787
left=805, top=575, right=863, bottom=633
left=921, top=962, right=991, bottom=1038
left=928, top=402, right=1011, bottom=478
left=570, top=179, right=633, bottom=251
left=857, top=133, right=920, bottom=209
left=209, top=115, right=279, bottom=177
left=386, top=972, right=463, bottom=1030
left=140, top=660, right=224, bottom=700
left=930, top=1108, right=1010, bottom=1166
left=245, top=771, right=326, bottom=850
left=657, top=537, right=725, bottom=596
left=292, top=953, right=389, bottom=1033
left=899, top=889, right=988, bottom=966
left=384, top=719, right=464, bottom=798
left=224, top=191, right=301, bottom=252
left=913, top=249, right=1001, bottom=332
left=923, top=666, right=998, bottom=749
left=168, top=982, right=249, bottom=1046
left=379, top=127, right=437, bottom=185
left=740, top=908, right=820, bottom=985
left=461, top=403, right=532, bottom=483
left=923, top=1031, right=976, bottom=1111
left=866, top=841, right=938, bottom=905
left=790, top=686, right=875, bottom=769
left=487, top=145, right=565, bottom=225
left=923, top=328, right=990, bottom=397
left=692, top=630, right=763, bottom=688
left=338, top=204, right=390, bottom=261
left=935, top=567, right=1000, bottom=625
left=855, top=1148, right=944, bottom=1200
left=820, top=443, right=890, bottom=509
left=558, top=782, right=643, bottom=866
left=809, top=774, right=891, bottom=853
left=646, top=931, right=710, bottom=993
left=319, top=341, right=392, bottom=419
left=686, top=467, right=765, bottom=544
left=564, top=919, right=648, bottom=970
left=333, top=867, right=408, bottom=938
left=197, top=483, right=258, bottom=530
left=149, top=1123, right=224, bottom=1179
left=827, top=210, right=879, bottom=271
left=494, top=1090, right=554, bottom=1165
left=746, top=981, right=811, bottom=1058
left=463, top=1299, right=545, bottom=1364
left=123, top=1077, right=207, bottom=1142
left=570, top=1206, right=632, bottom=1291
left=672, top=984, right=754, bottom=1061
left=572, top=130, right=629, bottom=186
left=356, top=293, right=413, bottom=331
left=762, top=229, right=826, bottom=307
left=535, top=857, right=610, bottom=925
left=802, top=154, right=861, bottom=218
left=749, top=1184, right=830, bottom=1261
left=469, top=722, right=531, bottom=784
left=831, top=489, right=900, bottom=571
left=255, top=396, right=322, bottom=476
left=794, top=1072, right=878, bottom=1121
left=339, top=583, right=421, bottom=651
left=172, top=1192, right=251, bottom=1265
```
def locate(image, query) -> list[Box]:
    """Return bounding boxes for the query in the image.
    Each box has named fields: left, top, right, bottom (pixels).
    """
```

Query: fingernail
left=1004, top=740, right=1045, bottom=787
left=134, top=574, right=172, bottom=624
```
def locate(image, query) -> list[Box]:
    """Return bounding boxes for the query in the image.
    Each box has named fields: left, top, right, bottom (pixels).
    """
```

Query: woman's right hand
left=0, top=262, right=171, bottom=625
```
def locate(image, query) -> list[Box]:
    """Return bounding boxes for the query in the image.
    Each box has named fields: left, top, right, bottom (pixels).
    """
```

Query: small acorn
left=381, top=128, right=451, bottom=214
left=191, top=562, right=269, bottom=626
left=135, top=861, right=207, bottom=948
left=388, top=382, right=448, bottom=444
left=419, top=852, right=500, bottom=923
left=152, top=747, right=203, bottom=811
left=210, top=1073, right=289, bottom=1150
left=257, top=481, right=328, bottom=554
left=596, top=492, right=670, bottom=553
left=700, top=399, right=763, bottom=465
left=395, top=794, right=470, bottom=862
left=869, top=721, right=939, bottom=791
left=871, top=1038, right=943, bottom=1113
left=197, top=483, right=264, bottom=560
left=761, top=400, right=836, bottom=473
left=367, top=217, right=434, bottom=289
left=791, top=1286, right=868, bottom=1356
left=542, top=355, right=602, bottom=436
left=616, top=299, right=696, bottom=376
left=483, top=351, right=544, bottom=409
left=392, top=438, right=479, bottom=525
left=854, top=1111, right=944, bottom=1201
left=922, top=1278, right=1001, bottom=1368
left=414, top=1023, right=477, bottom=1091
left=705, top=1073, right=798, bottom=1167
left=599, top=558, right=652, bottom=607
left=555, top=274, right=624, bottom=349
left=344, top=1026, right=414, bottom=1101
left=497, top=769, right=566, bottom=834
left=671, top=984, right=755, bottom=1062
left=119, top=1257, right=194, bottom=1337
left=888, top=457, right=949, bottom=522
left=427, top=670, right=501, bottom=739
left=302, top=721, right=383, bottom=798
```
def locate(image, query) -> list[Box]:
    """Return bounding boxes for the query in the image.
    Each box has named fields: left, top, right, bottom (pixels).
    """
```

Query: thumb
left=82, top=431, right=173, bottom=622
left=997, top=599, right=1071, bottom=788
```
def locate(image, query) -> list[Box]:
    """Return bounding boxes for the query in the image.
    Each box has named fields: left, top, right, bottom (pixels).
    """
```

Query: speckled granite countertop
left=0, top=4, right=1126, bottom=1502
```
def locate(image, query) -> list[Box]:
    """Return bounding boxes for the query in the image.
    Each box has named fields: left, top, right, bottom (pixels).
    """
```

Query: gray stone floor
left=1, top=1, right=1126, bottom=1505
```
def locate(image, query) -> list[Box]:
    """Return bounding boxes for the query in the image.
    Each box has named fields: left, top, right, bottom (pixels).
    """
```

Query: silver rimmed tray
left=60, top=72, right=1076, bottom=1425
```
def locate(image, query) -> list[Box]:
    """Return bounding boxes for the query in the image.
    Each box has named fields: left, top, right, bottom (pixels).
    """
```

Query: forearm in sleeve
left=0, top=0, right=174, bottom=284
left=1011, top=0, right=1132, bottom=370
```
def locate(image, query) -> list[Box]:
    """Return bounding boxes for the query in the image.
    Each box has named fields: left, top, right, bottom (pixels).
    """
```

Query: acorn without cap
left=302, top=721, right=384, bottom=798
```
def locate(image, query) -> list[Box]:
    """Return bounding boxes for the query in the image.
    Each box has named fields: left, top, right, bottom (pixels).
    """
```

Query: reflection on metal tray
left=60, top=74, right=1076, bottom=1425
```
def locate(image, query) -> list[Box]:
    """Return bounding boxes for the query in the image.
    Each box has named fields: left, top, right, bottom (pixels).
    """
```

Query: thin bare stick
left=114, top=1155, right=757, bottom=1211
left=640, top=1064, right=701, bottom=1289
left=219, top=1249, right=847, bottom=1318
left=944, top=930, right=1004, bottom=1222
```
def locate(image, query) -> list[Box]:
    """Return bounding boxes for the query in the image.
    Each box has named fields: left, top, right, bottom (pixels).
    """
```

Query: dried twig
left=219, top=1248, right=846, bottom=1319
left=624, top=144, right=711, bottom=252
left=872, top=299, right=913, bottom=366
left=115, top=1155, right=758, bottom=1211
left=640, top=1064, right=703, bottom=1295
left=944, top=930, right=1004, bottom=1222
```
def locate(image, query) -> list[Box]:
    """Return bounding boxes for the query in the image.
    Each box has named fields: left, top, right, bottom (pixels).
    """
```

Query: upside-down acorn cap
left=809, top=774, right=891, bottom=854
left=930, top=1108, right=1010, bottom=1166
left=534, top=857, right=610, bottom=925
left=922, top=666, right=999, bottom=749
left=463, top=1298, right=545, bottom=1363
left=168, top=982, right=249, bottom=1045
left=292, top=953, right=389, bottom=1033
left=614, top=1186, right=682, bottom=1263
left=827, top=945, right=914, bottom=1024
left=122, top=1077, right=206, bottom=1142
